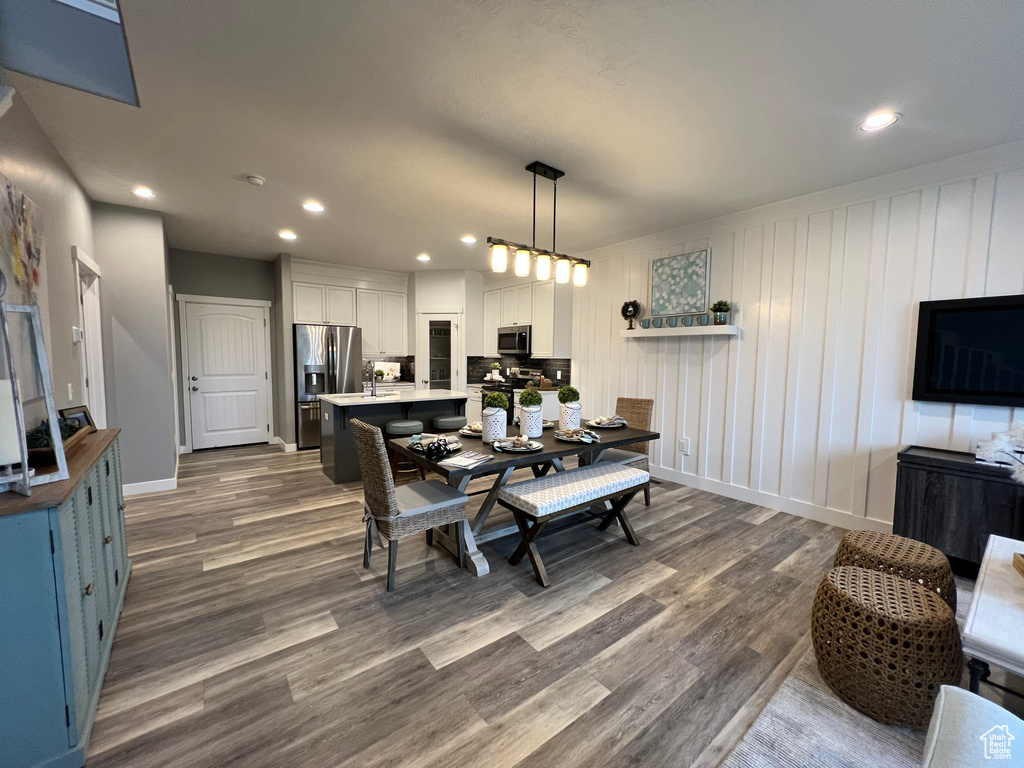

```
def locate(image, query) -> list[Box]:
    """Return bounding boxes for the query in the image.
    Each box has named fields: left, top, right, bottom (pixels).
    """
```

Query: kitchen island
left=318, top=389, right=468, bottom=483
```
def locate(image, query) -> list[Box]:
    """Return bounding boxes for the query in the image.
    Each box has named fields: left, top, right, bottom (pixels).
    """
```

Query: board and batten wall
left=571, top=141, right=1024, bottom=529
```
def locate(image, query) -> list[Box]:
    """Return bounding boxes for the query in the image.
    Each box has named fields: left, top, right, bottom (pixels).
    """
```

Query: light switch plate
left=678, top=437, right=691, bottom=455
left=67, top=383, right=74, bottom=400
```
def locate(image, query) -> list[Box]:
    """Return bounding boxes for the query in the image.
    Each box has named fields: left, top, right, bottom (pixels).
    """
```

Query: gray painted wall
left=92, top=203, right=177, bottom=485
left=0, top=94, right=93, bottom=411
left=168, top=248, right=277, bottom=441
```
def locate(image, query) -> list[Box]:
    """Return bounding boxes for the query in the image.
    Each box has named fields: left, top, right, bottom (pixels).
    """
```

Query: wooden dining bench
left=495, top=462, right=649, bottom=586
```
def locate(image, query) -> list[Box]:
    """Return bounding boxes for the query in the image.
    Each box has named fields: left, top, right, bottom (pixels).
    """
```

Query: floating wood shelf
left=620, top=325, right=739, bottom=339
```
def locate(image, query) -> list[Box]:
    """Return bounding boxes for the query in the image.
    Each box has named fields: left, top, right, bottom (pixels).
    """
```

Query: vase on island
left=481, top=407, right=507, bottom=444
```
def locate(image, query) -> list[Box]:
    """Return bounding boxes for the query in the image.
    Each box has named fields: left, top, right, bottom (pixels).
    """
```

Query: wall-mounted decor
left=1, top=173, right=42, bottom=304
left=650, top=249, right=709, bottom=317
left=620, top=300, right=642, bottom=330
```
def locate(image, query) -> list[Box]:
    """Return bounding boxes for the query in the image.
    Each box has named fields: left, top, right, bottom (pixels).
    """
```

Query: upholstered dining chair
left=602, top=397, right=654, bottom=506
left=350, top=419, right=469, bottom=591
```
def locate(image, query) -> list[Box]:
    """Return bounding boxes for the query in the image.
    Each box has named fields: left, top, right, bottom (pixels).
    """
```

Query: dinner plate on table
left=407, top=435, right=463, bottom=452
left=587, top=419, right=627, bottom=429
left=554, top=430, right=597, bottom=443
left=542, top=420, right=555, bottom=429
left=491, top=439, right=543, bottom=453
left=458, top=427, right=483, bottom=438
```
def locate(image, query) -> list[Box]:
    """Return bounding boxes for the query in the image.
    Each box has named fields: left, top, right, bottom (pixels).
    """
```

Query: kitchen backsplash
left=467, top=356, right=571, bottom=385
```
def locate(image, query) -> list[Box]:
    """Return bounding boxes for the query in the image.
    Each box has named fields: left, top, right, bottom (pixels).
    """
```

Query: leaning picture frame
left=59, top=404, right=94, bottom=430
left=649, top=248, right=710, bottom=317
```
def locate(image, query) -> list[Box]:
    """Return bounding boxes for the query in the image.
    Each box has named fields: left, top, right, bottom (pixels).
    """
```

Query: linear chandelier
left=487, top=161, right=590, bottom=286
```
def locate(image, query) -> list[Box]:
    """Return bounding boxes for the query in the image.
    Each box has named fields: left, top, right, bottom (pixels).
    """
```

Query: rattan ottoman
left=833, top=529, right=957, bottom=612
left=812, top=566, right=963, bottom=728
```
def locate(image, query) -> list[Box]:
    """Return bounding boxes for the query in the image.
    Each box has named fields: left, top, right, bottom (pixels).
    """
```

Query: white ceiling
left=9, top=0, right=1024, bottom=271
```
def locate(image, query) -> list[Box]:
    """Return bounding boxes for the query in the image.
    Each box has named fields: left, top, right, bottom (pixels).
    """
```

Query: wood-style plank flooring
left=87, top=445, right=845, bottom=768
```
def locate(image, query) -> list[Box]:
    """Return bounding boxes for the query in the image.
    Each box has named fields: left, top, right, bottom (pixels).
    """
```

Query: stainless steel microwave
left=497, top=325, right=531, bottom=356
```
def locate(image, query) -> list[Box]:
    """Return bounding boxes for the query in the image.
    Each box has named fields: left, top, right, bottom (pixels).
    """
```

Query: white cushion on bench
left=497, top=462, right=649, bottom=518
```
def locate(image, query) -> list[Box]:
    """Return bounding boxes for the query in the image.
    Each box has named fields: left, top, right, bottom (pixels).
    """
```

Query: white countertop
left=319, top=389, right=469, bottom=406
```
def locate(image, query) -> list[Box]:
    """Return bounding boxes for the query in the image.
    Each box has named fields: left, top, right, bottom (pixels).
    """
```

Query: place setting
left=490, top=436, right=544, bottom=453
left=587, top=414, right=628, bottom=429
left=554, top=427, right=602, bottom=443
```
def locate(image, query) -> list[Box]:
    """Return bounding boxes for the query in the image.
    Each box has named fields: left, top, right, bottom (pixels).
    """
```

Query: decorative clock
left=621, top=300, right=642, bottom=330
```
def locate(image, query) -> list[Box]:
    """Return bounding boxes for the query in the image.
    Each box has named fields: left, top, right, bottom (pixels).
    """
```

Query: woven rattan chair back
left=351, top=419, right=399, bottom=519
left=615, top=397, right=654, bottom=455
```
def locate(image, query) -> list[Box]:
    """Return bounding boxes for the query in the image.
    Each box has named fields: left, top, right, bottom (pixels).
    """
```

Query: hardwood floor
left=87, top=444, right=845, bottom=768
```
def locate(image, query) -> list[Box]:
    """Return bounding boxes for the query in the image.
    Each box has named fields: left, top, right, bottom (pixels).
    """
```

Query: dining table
left=388, top=424, right=660, bottom=576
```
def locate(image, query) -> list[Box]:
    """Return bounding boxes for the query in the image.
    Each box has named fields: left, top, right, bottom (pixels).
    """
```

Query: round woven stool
left=833, top=530, right=956, bottom=611
left=812, top=566, right=962, bottom=728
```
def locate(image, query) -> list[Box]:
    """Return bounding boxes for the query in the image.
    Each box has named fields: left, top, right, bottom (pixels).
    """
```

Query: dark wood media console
left=894, top=445, right=1024, bottom=577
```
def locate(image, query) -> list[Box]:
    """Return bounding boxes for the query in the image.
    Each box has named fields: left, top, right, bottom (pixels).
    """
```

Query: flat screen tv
left=912, top=294, right=1024, bottom=408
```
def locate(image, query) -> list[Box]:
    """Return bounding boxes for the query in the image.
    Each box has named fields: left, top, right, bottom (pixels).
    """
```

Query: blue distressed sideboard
left=0, top=429, right=130, bottom=768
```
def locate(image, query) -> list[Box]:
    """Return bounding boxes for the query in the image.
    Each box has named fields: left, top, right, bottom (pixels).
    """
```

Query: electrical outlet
left=67, top=383, right=74, bottom=400
left=678, top=437, right=691, bottom=455
left=556, top=370, right=561, bottom=379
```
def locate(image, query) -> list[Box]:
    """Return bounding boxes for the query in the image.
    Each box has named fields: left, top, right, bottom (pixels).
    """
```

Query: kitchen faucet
left=365, top=360, right=377, bottom=397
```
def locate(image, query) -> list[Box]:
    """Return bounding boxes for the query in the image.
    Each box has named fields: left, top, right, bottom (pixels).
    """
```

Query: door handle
left=191, top=386, right=199, bottom=392
left=83, top=583, right=94, bottom=597
left=104, top=535, right=113, bottom=544
left=191, top=375, right=197, bottom=381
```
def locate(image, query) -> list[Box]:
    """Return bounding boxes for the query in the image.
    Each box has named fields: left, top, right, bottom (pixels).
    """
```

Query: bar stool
left=432, top=415, right=467, bottom=432
left=385, top=419, right=426, bottom=480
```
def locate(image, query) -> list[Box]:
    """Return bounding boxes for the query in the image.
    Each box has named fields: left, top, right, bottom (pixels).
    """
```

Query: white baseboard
left=123, top=477, right=178, bottom=496
left=178, top=444, right=192, bottom=455
left=275, top=437, right=297, bottom=452
left=648, top=466, right=893, bottom=533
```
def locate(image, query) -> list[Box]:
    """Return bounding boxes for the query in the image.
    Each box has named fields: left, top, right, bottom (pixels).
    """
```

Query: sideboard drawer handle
left=104, top=535, right=113, bottom=544
left=83, top=583, right=94, bottom=597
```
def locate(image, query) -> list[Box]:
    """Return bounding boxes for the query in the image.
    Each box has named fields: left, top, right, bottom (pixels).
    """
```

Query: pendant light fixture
left=515, top=248, right=531, bottom=277
left=487, top=161, right=589, bottom=286
left=573, top=262, right=588, bottom=286
left=491, top=243, right=508, bottom=273
left=536, top=253, right=551, bottom=281
left=555, top=257, right=571, bottom=284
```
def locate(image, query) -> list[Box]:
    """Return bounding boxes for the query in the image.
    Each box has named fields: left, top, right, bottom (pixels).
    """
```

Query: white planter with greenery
left=558, top=386, right=581, bottom=431
left=481, top=392, right=509, bottom=444
left=519, top=389, right=544, bottom=438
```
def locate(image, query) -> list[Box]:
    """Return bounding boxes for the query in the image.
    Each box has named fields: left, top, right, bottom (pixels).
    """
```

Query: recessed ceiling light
left=460, top=235, right=477, bottom=244
left=303, top=200, right=324, bottom=213
left=279, top=230, right=297, bottom=240
left=417, top=253, right=431, bottom=262
left=859, top=111, right=900, bottom=131
left=132, top=185, right=156, bottom=198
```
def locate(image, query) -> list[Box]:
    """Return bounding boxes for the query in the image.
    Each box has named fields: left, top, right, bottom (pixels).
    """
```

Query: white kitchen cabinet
left=326, top=286, right=356, bottom=325
left=500, top=287, right=518, bottom=326
left=516, top=284, right=532, bottom=324
left=531, top=281, right=555, bottom=357
left=381, top=292, right=408, bottom=356
left=467, top=385, right=485, bottom=424
left=483, top=290, right=501, bottom=357
left=294, top=283, right=326, bottom=324
left=357, top=289, right=382, bottom=355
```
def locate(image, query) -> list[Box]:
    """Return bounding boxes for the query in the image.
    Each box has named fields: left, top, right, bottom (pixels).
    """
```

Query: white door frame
left=415, top=309, right=465, bottom=392
left=176, top=294, right=274, bottom=452
left=71, top=245, right=107, bottom=428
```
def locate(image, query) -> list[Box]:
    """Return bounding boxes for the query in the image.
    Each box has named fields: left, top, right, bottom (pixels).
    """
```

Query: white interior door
left=185, top=302, right=270, bottom=449
left=78, top=269, right=107, bottom=428
left=415, top=313, right=463, bottom=392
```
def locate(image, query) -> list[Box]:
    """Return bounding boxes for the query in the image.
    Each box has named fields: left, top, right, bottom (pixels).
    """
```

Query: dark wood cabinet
left=894, top=446, right=1024, bottom=575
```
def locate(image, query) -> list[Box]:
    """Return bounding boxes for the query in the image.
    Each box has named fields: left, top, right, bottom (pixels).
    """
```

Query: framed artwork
left=59, top=405, right=94, bottom=430
left=650, top=249, right=710, bottom=317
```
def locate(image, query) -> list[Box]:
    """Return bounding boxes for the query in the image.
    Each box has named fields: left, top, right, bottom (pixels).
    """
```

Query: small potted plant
left=481, top=392, right=509, bottom=444
left=710, top=300, right=732, bottom=325
left=518, top=388, right=544, bottom=438
left=374, top=369, right=385, bottom=380
left=557, top=385, right=581, bottom=431
left=487, top=361, right=502, bottom=381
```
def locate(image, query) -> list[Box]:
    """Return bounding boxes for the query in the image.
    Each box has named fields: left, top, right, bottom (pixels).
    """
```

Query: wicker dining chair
left=350, top=419, right=469, bottom=591
left=601, top=397, right=654, bottom=505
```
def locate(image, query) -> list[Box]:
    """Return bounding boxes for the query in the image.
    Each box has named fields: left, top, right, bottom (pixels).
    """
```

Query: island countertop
left=319, top=389, right=468, bottom=406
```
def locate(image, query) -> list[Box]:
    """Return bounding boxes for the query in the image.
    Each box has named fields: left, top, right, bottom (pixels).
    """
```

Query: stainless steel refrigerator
left=294, top=324, right=362, bottom=449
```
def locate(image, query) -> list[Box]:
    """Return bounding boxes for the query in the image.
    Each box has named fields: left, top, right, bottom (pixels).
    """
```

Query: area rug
left=720, top=578, right=1004, bottom=768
